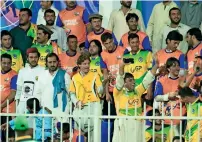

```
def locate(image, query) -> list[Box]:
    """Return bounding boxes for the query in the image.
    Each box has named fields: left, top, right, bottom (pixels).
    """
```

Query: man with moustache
left=15, top=48, right=44, bottom=114
left=157, top=7, right=190, bottom=54
left=37, top=53, right=71, bottom=122
left=10, top=8, right=37, bottom=64
left=108, top=0, right=145, bottom=41
left=44, top=9, right=67, bottom=51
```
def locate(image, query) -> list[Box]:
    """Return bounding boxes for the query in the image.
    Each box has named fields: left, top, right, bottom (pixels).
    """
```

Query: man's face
left=27, top=53, right=39, bottom=67
left=180, top=96, right=190, bottom=103
left=79, top=59, right=90, bottom=74
left=102, top=39, right=114, bottom=52
left=91, top=18, right=102, bottom=31
left=37, top=30, right=48, bottom=44
left=169, top=62, right=180, bottom=76
left=124, top=77, right=135, bottom=91
left=47, top=56, right=58, bottom=72
left=65, top=0, right=76, bottom=8
left=40, top=0, right=51, bottom=10
left=186, top=33, right=193, bottom=46
left=170, top=9, right=181, bottom=25
left=155, top=112, right=161, bottom=125
left=44, top=12, right=55, bottom=26
left=67, top=38, right=77, bottom=52
left=1, top=35, right=12, bottom=49
left=62, top=132, right=70, bottom=141
left=129, top=38, right=139, bottom=52
left=167, top=40, right=180, bottom=51
left=1, top=58, right=12, bottom=72
left=19, top=11, right=30, bottom=25
left=127, top=18, right=138, bottom=31
left=121, top=0, right=132, bottom=8
left=89, top=41, right=99, bottom=56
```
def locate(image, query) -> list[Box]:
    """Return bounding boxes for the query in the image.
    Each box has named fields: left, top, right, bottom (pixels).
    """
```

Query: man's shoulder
left=10, top=26, right=20, bottom=33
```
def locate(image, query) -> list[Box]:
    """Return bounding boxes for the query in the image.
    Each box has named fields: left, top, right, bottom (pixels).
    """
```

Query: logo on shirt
left=35, top=76, right=38, bottom=81
left=4, top=78, right=9, bottom=82
left=192, top=109, right=195, bottom=114
left=64, top=19, right=78, bottom=26
left=138, top=57, right=143, bottom=62
left=13, top=54, right=17, bottom=59
left=95, top=61, right=100, bottom=66
left=74, top=12, right=79, bottom=16
left=45, top=49, right=51, bottom=53
left=117, top=55, right=122, bottom=60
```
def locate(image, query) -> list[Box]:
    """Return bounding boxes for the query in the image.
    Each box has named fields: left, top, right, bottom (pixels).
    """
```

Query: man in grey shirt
left=44, top=9, right=67, bottom=52
left=181, top=1, right=202, bottom=31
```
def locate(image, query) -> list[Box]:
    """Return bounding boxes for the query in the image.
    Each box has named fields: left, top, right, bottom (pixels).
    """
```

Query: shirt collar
left=90, top=56, right=99, bottom=60
left=191, top=97, right=200, bottom=105
left=93, top=28, right=105, bottom=35
left=66, top=4, right=77, bottom=11
left=0, top=47, right=13, bottom=51
left=79, top=71, right=88, bottom=77
left=36, top=40, right=51, bottom=46
left=168, top=73, right=179, bottom=80
left=130, top=49, right=140, bottom=55
left=192, top=42, right=202, bottom=49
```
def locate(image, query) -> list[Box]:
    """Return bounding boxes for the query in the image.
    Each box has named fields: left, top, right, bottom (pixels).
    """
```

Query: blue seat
left=101, top=120, right=113, bottom=142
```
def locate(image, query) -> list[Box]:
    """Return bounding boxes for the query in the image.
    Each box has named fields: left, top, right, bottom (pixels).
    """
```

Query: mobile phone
left=123, top=58, right=134, bottom=64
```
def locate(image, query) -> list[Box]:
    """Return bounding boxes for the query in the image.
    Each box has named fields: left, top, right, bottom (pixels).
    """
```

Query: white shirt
left=108, top=8, right=145, bottom=41
left=146, top=2, right=177, bottom=53
left=36, top=6, right=59, bottom=25
left=16, top=65, right=45, bottom=113
left=49, top=25, right=68, bottom=51
left=157, top=23, right=190, bottom=54
left=37, top=69, right=71, bottom=121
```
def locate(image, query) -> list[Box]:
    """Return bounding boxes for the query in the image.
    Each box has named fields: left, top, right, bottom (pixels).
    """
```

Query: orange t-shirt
left=0, top=70, right=17, bottom=113
left=59, top=52, right=80, bottom=76
left=101, top=46, right=125, bottom=92
left=58, top=5, right=89, bottom=44
left=187, top=43, right=202, bottom=73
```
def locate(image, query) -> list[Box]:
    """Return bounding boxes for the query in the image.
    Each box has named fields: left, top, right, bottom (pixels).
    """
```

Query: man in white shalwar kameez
left=37, top=53, right=71, bottom=122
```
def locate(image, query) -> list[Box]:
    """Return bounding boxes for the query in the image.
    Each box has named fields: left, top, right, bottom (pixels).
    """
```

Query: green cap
left=14, top=116, right=29, bottom=131
left=89, top=13, right=103, bottom=21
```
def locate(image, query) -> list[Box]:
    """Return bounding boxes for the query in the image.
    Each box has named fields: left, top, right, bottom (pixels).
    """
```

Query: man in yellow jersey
left=32, top=24, right=61, bottom=67
left=178, top=87, right=202, bottom=142
left=69, top=53, right=107, bottom=142
left=0, top=30, right=23, bottom=72
left=112, top=57, right=158, bottom=142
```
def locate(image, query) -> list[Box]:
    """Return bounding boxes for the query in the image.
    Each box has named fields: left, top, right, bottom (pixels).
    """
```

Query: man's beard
left=171, top=18, right=180, bottom=25
left=121, top=2, right=131, bottom=8
left=46, top=20, right=54, bottom=26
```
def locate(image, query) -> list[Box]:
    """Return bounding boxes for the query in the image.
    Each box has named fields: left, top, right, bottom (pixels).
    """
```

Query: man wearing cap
left=44, top=9, right=67, bottom=52
left=85, top=13, right=118, bottom=49
left=15, top=48, right=45, bottom=114
left=31, top=24, right=62, bottom=67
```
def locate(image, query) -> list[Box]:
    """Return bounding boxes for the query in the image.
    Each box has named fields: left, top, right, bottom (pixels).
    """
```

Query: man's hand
left=106, top=93, right=112, bottom=103
left=168, top=92, right=178, bottom=100
left=76, top=101, right=84, bottom=109
left=1, top=123, right=8, bottom=130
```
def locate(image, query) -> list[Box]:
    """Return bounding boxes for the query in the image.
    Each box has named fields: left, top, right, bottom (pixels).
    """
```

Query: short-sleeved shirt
left=123, top=50, right=152, bottom=86
left=154, top=75, right=186, bottom=125
left=156, top=48, right=185, bottom=69
left=69, top=71, right=102, bottom=104
left=59, top=51, right=80, bottom=76
left=0, top=70, right=17, bottom=113
left=57, top=5, right=89, bottom=44
left=100, top=46, right=125, bottom=92
left=0, top=48, right=24, bottom=72
left=119, top=31, right=152, bottom=51
left=32, top=42, right=61, bottom=67
left=85, top=28, right=118, bottom=49
left=113, top=83, right=146, bottom=116
left=10, top=23, right=37, bottom=63
left=187, top=42, right=202, bottom=73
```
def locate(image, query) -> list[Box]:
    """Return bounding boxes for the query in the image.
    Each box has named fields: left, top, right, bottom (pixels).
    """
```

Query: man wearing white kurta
left=15, top=48, right=45, bottom=114
left=146, top=1, right=177, bottom=54
left=37, top=53, right=71, bottom=122
left=156, top=7, right=190, bottom=54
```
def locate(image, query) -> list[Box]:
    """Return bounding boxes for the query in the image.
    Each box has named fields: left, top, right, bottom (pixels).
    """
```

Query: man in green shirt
left=10, top=8, right=37, bottom=64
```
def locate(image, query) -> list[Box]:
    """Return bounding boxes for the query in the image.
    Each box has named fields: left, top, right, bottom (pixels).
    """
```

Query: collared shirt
left=146, top=2, right=177, bottom=53
left=37, top=69, right=70, bottom=122
left=49, top=25, right=68, bottom=51
left=157, top=23, right=190, bottom=54
left=36, top=6, right=59, bottom=25
left=108, top=8, right=145, bottom=41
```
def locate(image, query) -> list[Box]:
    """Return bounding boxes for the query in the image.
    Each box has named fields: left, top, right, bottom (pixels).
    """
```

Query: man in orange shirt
left=100, top=32, right=125, bottom=117
left=186, top=28, right=202, bottom=73
left=0, top=53, right=17, bottom=141
left=57, top=0, right=91, bottom=44
left=120, top=13, right=152, bottom=51
left=85, top=14, right=118, bottom=49
left=59, top=35, right=80, bottom=77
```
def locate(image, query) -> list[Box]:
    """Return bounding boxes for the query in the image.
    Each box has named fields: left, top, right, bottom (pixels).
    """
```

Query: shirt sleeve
left=56, top=14, right=63, bottom=27
left=200, top=49, right=202, bottom=56
left=10, top=75, right=17, bottom=90
left=179, top=53, right=185, bottom=69
left=112, top=32, right=118, bottom=46
left=119, top=38, right=123, bottom=47
left=82, top=9, right=89, bottom=24
left=154, top=81, right=163, bottom=98
left=85, top=38, right=90, bottom=49
left=146, top=52, right=153, bottom=70
left=100, top=56, right=107, bottom=69
left=16, top=70, right=23, bottom=86
left=142, top=36, right=152, bottom=52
